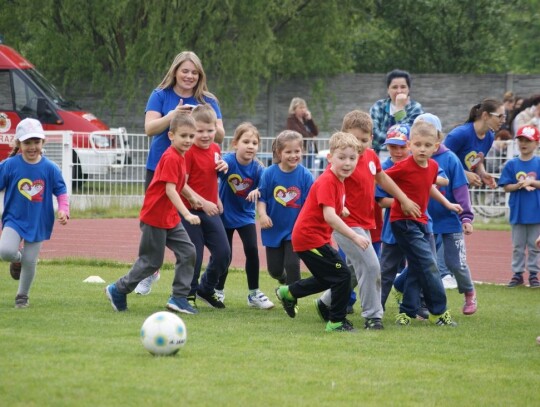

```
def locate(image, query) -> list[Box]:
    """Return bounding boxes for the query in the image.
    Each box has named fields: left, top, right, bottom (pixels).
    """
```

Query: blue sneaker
left=166, top=296, right=199, bottom=315
left=105, top=284, right=127, bottom=311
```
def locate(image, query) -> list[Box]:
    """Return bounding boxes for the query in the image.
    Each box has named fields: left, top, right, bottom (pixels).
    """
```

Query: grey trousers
left=511, top=223, right=540, bottom=275
left=321, top=227, right=383, bottom=319
left=115, top=221, right=196, bottom=297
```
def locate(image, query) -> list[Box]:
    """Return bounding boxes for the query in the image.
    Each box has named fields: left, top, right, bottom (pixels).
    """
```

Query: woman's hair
left=272, top=130, right=303, bottom=163
left=288, top=97, right=307, bottom=115
left=386, top=69, right=411, bottom=88
left=157, top=51, right=218, bottom=104
left=465, top=98, right=503, bottom=123
left=191, top=104, right=217, bottom=124
left=169, top=112, right=196, bottom=133
left=503, top=91, right=515, bottom=103
left=232, top=122, right=260, bottom=147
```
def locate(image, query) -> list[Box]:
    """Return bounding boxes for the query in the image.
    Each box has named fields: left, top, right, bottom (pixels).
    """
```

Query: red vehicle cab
left=0, top=43, right=129, bottom=187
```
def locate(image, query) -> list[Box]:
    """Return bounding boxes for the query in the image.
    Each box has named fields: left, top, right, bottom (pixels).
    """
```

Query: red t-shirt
left=140, top=146, right=186, bottom=228
left=292, top=168, right=345, bottom=252
left=182, top=143, right=221, bottom=208
left=384, top=155, right=438, bottom=224
left=343, top=148, right=381, bottom=229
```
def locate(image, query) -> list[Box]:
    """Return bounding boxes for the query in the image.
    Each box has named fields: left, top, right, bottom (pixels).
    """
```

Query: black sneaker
left=196, top=290, right=225, bottom=309
left=364, top=318, right=384, bottom=330
left=314, top=299, right=330, bottom=322
left=529, top=275, right=540, bottom=288
left=325, top=318, right=356, bottom=332
left=10, top=262, right=22, bottom=280
left=417, top=306, right=430, bottom=320
left=507, top=274, right=524, bottom=288
left=275, top=286, right=297, bottom=318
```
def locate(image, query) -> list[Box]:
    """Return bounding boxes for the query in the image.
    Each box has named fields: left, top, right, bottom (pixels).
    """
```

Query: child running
left=215, top=122, right=274, bottom=309
left=385, top=121, right=462, bottom=327
left=257, top=130, right=314, bottom=285
left=0, top=118, right=69, bottom=308
left=105, top=112, right=201, bottom=314
left=275, top=132, right=369, bottom=333
left=182, top=104, right=230, bottom=309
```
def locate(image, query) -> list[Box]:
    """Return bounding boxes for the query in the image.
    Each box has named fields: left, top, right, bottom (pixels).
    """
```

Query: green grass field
left=1, top=260, right=538, bottom=406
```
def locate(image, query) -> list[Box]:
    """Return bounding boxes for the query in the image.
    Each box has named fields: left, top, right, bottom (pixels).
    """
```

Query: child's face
left=407, top=132, right=439, bottom=166
left=517, top=137, right=538, bottom=156
left=387, top=144, right=409, bottom=162
left=345, top=128, right=372, bottom=156
left=19, top=138, right=44, bottom=163
left=193, top=120, right=216, bottom=149
left=234, top=131, right=259, bottom=165
left=168, top=125, right=195, bottom=154
left=278, top=140, right=302, bottom=171
left=328, top=146, right=359, bottom=181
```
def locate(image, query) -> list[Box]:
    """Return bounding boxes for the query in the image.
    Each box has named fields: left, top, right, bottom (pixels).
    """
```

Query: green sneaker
left=391, top=286, right=403, bottom=306
left=325, top=319, right=356, bottom=332
left=275, top=286, right=298, bottom=318
left=395, top=312, right=411, bottom=326
left=429, top=310, right=458, bottom=327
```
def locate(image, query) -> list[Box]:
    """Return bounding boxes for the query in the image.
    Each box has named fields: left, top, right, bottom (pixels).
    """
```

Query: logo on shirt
left=368, top=160, right=376, bottom=175
left=274, top=185, right=301, bottom=208
left=18, top=178, right=44, bottom=202
left=516, top=171, right=537, bottom=182
left=227, top=174, right=253, bottom=197
left=464, top=151, right=484, bottom=171
left=214, top=152, right=222, bottom=164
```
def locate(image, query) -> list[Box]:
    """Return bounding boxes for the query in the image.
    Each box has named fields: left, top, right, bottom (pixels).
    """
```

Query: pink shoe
left=463, top=291, right=477, bottom=315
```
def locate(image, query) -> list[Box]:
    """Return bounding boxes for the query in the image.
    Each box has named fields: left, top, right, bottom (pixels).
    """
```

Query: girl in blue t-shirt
left=257, top=130, right=314, bottom=285
left=0, top=119, right=69, bottom=309
left=215, top=123, right=274, bottom=309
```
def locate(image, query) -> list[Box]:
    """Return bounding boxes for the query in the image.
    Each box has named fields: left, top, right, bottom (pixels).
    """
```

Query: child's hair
left=495, top=129, right=512, bottom=141
left=158, top=51, right=218, bottom=104
left=288, top=97, right=307, bottom=115
left=170, top=111, right=196, bottom=133
left=410, top=121, right=438, bottom=140
left=192, top=104, right=217, bottom=124
left=341, top=110, right=373, bottom=134
left=232, top=122, right=260, bottom=147
left=465, top=98, right=503, bottom=123
left=386, top=69, right=411, bottom=88
left=8, top=142, right=21, bottom=158
left=272, top=130, right=303, bottom=163
left=329, top=132, right=361, bottom=153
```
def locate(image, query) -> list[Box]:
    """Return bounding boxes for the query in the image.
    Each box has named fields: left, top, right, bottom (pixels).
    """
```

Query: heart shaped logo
left=18, top=178, right=45, bottom=201
left=227, top=174, right=253, bottom=197
left=274, top=185, right=301, bottom=208
left=464, top=151, right=484, bottom=171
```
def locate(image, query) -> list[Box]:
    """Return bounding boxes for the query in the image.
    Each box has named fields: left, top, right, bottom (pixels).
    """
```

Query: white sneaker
left=442, top=274, right=458, bottom=290
left=134, top=271, right=160, bottom=295
left=215, top=289, right=225, bottom=303
left=247, top=290, right=275, bottom=309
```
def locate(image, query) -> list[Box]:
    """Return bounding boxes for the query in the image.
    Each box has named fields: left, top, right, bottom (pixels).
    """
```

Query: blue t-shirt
left=0, top=155, right=67, bottom=242
left=258, top=164, right=313, bottom=247
left=444, top=122, right=495, bottom=173
left=219, top=152, right=264, bottom=229
left=429, top=149, right=469, bottom=234
left=498, top=156, right=540, bottom=224
left=145, top=87, right=222, bottom=171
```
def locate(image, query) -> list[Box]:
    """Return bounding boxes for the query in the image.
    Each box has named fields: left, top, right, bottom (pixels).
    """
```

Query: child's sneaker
left=166, top=296, right=199, bottom=315
left=14, top=294, right=29, bottom=308
left=429, top=310, right=457, bottom=327
left=463, top=291, right=477, bottom=315
left=395, top=312, right=411, bottom=326
left=364, top=318, right=384, bottom=330
left=196, top=290, right=225, bottom=309
left=10, top=262, right=22, bottom=280
left=187, top=295, right=197, bottom=310
left=247, top=290, right=274, bottom=309
left=215, top=289, right=225, bottom=303
left=507, top=273, right=524, bottom=288
left=134, top=270, right=160, bottom=295
left=442, top=274, right=458, bottom=289
left=105, top=284, right=127, bottom=311
left=275, top=286, right=298, bottom=318
left=391, top=286, right=403, bottom=306
left=314, top=299, right=330, bottom=322
left=529, top=274, right=540, bottom=288
left=325, top=319, right=356, bottom=332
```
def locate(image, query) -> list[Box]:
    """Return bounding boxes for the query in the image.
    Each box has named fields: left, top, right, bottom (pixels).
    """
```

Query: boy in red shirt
left=275, top=132, right=369, bottom=332
left=106, top=112, right=201, bottom=314
left=385, top=121, right=462, bottom=326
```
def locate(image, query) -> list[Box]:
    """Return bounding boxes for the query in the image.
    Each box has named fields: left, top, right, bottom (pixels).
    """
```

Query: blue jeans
left=391, top=220, right=447, bottom=317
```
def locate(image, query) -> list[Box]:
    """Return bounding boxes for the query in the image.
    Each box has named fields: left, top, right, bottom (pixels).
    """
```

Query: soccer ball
left=140, top=311, right=187, bottom=356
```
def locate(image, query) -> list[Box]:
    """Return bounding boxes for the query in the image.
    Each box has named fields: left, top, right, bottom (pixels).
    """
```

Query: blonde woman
left=286, top=97, right=319, bottom=171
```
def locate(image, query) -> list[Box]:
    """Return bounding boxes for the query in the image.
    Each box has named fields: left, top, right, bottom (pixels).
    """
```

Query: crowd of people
left=2, top=57, right=539, bottom=335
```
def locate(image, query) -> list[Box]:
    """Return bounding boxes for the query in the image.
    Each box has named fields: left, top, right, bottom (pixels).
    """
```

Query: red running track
left=39, top=218, right=511, bottom=285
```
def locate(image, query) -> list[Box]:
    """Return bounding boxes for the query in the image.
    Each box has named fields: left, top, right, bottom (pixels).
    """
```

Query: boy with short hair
left=105, top=112, right=201, bottom=314
left=385, top=121, right=462, bottom=326
left=275, top=132, right=369, bottom=333
left=499, top=125, right=540, bottom=288
left=314, top=111, right=420, bottom=330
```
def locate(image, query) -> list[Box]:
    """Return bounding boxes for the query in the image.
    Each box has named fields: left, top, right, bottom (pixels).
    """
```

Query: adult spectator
left=286, top=97, right=319, bottom=171
left=369, top=69, right=423, bottom=154
left=511, top=94, right=540, bottom=136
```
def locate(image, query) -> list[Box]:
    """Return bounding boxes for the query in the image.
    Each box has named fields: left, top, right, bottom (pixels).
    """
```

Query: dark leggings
left=217, top=224, right=260, bottom=291
left=265, top=240, right=301, bottom=285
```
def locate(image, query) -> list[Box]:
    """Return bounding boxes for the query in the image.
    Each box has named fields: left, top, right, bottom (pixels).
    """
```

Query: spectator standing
left=286, top=97, right=319, bottom=172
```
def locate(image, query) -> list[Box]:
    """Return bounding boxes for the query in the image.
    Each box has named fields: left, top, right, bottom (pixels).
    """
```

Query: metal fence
left=42, top=132, right=518, bottom=222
